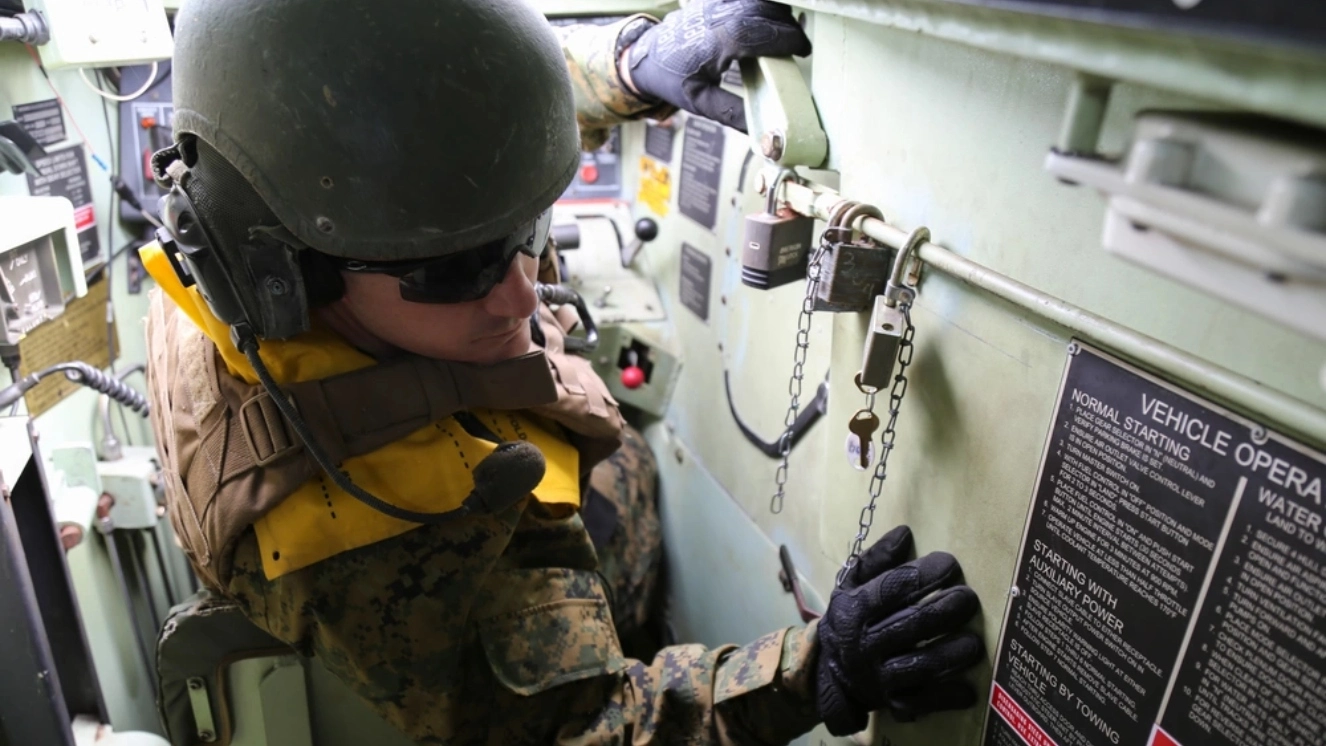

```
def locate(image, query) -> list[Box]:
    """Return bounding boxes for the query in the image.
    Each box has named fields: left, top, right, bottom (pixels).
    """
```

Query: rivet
left=265, top=277, right=289, bottom=296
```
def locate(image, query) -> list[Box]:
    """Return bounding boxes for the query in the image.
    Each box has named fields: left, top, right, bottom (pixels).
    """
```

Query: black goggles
left=335, top=209, right=552, bottom=304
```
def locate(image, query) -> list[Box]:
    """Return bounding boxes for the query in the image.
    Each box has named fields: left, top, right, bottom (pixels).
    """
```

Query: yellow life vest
left=140, top=244, right=581, bottom=580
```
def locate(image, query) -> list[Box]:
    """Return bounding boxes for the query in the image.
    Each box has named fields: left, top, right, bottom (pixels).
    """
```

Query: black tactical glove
left=816, top=525, right=985, bottom=736
left=625, top=0, right=812, bottom=132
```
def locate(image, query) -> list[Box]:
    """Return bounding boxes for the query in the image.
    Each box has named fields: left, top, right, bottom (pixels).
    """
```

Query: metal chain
left=770, top=239, right=830, bottom=514
left=836, top=302, right=916, bottom=586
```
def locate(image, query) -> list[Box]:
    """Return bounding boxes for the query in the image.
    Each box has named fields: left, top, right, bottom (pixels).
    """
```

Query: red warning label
left=992, top=684, right=1059, bottom=746
left=1148, top=728, right=1180, bottom=746
left=73, top=204, right=95, bottom=231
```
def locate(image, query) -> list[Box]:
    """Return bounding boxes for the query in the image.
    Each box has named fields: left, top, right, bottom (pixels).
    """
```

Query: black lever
left=535, top=283, right=599, bottom=353
left=779, top=544, right=822, bottom=623
left=724, top=370, right=827, bottom=459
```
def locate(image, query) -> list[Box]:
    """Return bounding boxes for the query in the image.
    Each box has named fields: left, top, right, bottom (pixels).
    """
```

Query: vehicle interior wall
left=2, top=1, right=1323, bottom=745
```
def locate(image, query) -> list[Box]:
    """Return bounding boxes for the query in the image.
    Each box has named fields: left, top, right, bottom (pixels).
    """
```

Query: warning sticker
left=638, top=156, right=671, bottom=217
left=985, top=342, right=1326, bottom=746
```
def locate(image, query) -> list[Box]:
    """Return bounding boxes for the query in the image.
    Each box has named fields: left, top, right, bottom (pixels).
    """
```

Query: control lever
left=779, top=544, right=822, bottom=623
left=724, top=370, right=828, bottom=458
left=535, top=283, right=599, bottom=353
left=621, top=217, right=658, bottom=267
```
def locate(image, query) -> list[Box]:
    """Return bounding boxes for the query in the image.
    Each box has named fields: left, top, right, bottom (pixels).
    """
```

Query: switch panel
left=560, top=127, right=623, bottom=201
left=116, top=63, right=173, bottom=225
left=590, top=326, right=680, bottom=417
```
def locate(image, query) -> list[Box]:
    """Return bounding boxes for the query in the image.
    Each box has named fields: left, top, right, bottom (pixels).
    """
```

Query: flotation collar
left=141, top=243, right=581, bottom=579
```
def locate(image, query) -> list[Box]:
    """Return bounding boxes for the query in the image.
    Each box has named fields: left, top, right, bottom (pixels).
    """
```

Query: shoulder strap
left=187, top=349, right=560, bottom=507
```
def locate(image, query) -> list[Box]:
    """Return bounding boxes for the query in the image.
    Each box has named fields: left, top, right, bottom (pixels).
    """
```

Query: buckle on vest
left=239, top=393, right=297, bottom=466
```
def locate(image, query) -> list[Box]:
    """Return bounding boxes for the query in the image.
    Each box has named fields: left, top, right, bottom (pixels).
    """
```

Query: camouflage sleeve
left=553, top=14, right=678, bottom=151
left=588, top=621, right=823, bottom=745
left=223, top=509, right=821, bottom=744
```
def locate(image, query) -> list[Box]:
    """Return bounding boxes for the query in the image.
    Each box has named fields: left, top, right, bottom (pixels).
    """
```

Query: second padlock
left=741, top=171, right=816, bottom=290
left=858, top=295, right=907, bottom=391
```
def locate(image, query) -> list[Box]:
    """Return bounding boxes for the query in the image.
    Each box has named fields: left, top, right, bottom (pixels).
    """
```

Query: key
left=848, top=410, right=880, bottom=469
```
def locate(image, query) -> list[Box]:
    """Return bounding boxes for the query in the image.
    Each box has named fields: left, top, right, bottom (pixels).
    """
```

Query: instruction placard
left=985, top=342, right=1326, bottom=746
left=12, top=99, right=66, bottom=147
left=25, top=144, right=99, bottom=263
left=645, top=121, right=676, bottom=162
left=678, top=116, right=724, bottom=231
left=679, top=242, right=711, bottom=322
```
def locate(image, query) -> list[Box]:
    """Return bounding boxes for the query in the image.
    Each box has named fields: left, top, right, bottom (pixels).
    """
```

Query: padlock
left=813, top=241, right=894, bottom=312
left=813, top=203, right=892, bottom=312
left=741, top=173, right=816, bottom=290
left=858, top=295, right=906, bottom=391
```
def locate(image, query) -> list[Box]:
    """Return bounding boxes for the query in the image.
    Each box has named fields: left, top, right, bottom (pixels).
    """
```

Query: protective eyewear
left=335, top=209, right=552, bottom=304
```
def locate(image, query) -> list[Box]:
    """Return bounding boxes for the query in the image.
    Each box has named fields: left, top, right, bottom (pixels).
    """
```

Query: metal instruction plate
left=985, top=341, right=1325, bottom=746
left=677, top=116, right=724, bottom=231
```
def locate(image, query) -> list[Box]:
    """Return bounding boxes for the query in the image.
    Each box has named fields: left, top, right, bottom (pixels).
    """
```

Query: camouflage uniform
left=172, top=15, right=823, bottom=746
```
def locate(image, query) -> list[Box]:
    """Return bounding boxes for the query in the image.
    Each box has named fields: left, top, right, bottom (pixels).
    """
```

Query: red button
left=579, top=163, right=599, bottom=184
left=620, top=366, right=645, bottom=390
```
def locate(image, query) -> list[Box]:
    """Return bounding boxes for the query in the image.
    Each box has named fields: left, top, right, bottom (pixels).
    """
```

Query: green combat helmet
left=149, top=0, right=579, bottom=525
left=153, top=0, right=580, bottom=340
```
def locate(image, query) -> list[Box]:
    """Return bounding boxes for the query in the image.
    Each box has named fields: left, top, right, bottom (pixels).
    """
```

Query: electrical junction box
left=0, top=196, right=88, bottom=346
left=22, top=0, right=173, bottom=70
left=1046, top=112, right=1326, bottom=342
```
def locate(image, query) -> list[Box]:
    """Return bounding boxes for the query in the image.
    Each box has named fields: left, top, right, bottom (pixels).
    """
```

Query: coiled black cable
left=0, top=361, right=150, bottom=415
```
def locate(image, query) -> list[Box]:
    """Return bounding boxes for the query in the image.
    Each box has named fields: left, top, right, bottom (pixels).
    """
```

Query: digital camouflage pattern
left=223, top=423, right=821, bottom=744
left=554, top=14, right=678, bottom=150
left=588, top=426, right=664, bottom=645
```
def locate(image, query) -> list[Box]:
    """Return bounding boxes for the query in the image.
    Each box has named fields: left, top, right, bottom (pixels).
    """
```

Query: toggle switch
left=621, top=366, right=645, bottom=390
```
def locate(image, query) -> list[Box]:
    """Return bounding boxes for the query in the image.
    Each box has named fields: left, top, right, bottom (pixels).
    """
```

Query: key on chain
left=848, top=410, right=880, bottom=469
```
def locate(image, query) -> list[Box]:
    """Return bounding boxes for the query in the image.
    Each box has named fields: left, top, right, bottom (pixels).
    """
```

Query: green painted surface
left=4, top=4, right=1325, bottom=744
left=2, top=42, right=159, bottom=736
left=622, top=7, right=1326, bottom=745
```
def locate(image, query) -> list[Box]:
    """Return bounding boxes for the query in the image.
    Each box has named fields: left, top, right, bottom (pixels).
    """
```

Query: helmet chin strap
left=228, top=322, right=496, bottom=525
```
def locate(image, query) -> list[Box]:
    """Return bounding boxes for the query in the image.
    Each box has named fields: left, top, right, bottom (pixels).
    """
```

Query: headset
left=150, top=139, right=529, bottom=526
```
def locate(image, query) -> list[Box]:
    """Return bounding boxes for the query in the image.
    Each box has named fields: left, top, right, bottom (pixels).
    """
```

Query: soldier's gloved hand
left=625, top=0, right=811, bottom=132
left=816, top=525, right=985, bottom=736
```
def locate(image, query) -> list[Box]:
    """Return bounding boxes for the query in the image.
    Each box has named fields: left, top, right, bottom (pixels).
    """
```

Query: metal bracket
left=186, top=677, right=217, bottom=742
left=739, top=57, right=828, bottom=168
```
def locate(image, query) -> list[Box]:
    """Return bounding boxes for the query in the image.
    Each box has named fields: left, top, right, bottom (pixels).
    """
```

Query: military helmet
left=155, top=0, right=580, bottom=338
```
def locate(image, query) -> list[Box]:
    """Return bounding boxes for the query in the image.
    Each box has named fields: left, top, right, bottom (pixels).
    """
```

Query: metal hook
left=838, top=203, right=885, bottom=244
left=822, top=200, right=860, bottom=244
left=883, top=226, right=930, bottom=308
left=853, top=371, right=880, bottom=399
left=765, top=167, right=799, bottom=215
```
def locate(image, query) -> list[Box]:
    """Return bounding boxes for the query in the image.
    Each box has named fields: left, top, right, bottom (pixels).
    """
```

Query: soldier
left=142, top=0, right=986, bottom=743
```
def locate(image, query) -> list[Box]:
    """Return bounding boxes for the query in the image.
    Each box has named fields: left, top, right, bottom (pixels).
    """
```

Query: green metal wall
left=0, top=42, right=158, bottom=735
left=4, top=3, right=1325, bottom=745
left=0, top=43, right=154, bottom=447
left=628, top=4, right=1326, bottom=744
